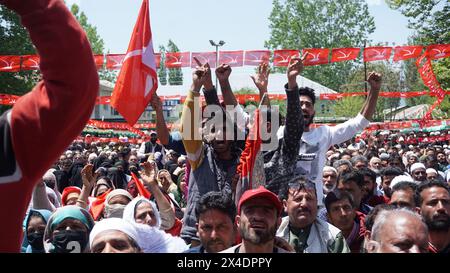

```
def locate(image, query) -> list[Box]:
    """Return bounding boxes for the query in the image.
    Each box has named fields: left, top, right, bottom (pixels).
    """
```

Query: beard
left=240, top=222, right=277, bottom=245
left=425, top=214, right=450, bottom=231
left=304, top=113, right=315, bottom=128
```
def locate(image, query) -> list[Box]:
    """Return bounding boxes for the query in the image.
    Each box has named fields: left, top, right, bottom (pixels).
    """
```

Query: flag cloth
left=393, top=45, right=423, bottom=62
left=165, top=52, right=190, bottom=68
left=427, top=44, right=450, bottom=60
left=218, top=50, right=244, bottom=67
left=330, top=47, right=360, bottom=63
left=363, top=46, right=392, bottom=62
left=190, top=52, right=217, bottom=68
left=302, top=48, right=329, bottom=66
left=131, top=172, right=152, bottom=199
left=273, top=49, right=300, bottom=67
left=234, top=108, right=266, bottom=206
left=244, top=50, right=271, bottom=66
left=110, top=0, right=158, bottom=126
left=89, top=189, right=112, bottom=221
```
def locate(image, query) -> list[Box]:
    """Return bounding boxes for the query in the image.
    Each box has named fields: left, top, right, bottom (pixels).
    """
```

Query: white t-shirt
left=294, top=114, right=370, bottom=205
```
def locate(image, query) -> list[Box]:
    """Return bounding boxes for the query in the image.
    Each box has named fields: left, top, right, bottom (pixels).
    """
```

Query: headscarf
left=103, top=189, right=133, bottom=219
left=123, top=197, right=161, bottom=229
left=89, top=218, right=187, bottom=253
left=107, top=167, right=128, bottom=189
left=44, top=206, right=95, bottom=253
left=61, top=186, right=81, bottom=206
left=23, top=209, right=52, bottom=253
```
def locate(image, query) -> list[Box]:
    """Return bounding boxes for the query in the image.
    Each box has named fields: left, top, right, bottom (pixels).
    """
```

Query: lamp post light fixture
left=209, top=40, right=225, bottom=90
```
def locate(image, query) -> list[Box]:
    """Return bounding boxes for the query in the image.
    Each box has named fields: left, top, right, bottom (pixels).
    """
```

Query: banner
left=21, top=55, right=40, bottom=71
left=191, top=52, right=217, bottom=68
left=273, top=49, right=300, bottom=67
left=0, top=56, right=21, bottom=72
left=218, top=50, right=244, bottom=67
left=427, top=44, right=450, bottom=60
left=302, top=48, right=329, bottom=66
left=165, top=52, right=190, bottom=68
left=106, top=54, right=126, bottom=70
left=330, top=47, right=360, bottom=63
left=364, top=46, right=392, bottom=62
left=393, top=45, right=423, bottom=62
left=244, top=50, right=271, bottom=66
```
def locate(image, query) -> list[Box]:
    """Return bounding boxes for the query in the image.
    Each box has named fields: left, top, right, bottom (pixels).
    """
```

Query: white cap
left=390, top=175, right=415, bottom=189
left=410, top=163, right=426, bottom=173
left=89, top=218, right=139, bottom=249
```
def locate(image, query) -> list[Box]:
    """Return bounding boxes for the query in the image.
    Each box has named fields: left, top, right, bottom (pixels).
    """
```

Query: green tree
left=167, top=39, right=183, bottom=85
left=0, top=6, right=38, bottom=113
left=333, top=62, right=403, bottom=121
left=158, top=45, right=167, bottom=85
left=265, top=0, right=375, bottom=91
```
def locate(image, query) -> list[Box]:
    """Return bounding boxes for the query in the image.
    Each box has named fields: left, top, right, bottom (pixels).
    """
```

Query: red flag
left=165, top=52, right=190, bottom=68
left=244, top=50, right=271, bottom=66
left=89, top=188, right=112, bottom=221
left=131, top=172, right=151, bottom=199
left=427, top=44, right=450, bottom=60
left=234, top=109, right=265, bottom=206
left=110, top=0, right=158, bottom=126
left=94, top=54, right=104, bottom=68
left=393, top=45, right=423, bottom=61
left=106, top=54, right=125, bottom=69
left=302, top=48, right=329, bottom=66
left=218, top=50, right=244, bottom=67
left=273, top=49, right=299, bottom=67
left=364, top=47, right=392, bottom=62
left=416, top=53, right=446, bottom=100
left=191, top=52, right=217, bottom=68
left=331, top=48, right=360, bottom=63
left=21, top=55, right=40, bottom=70
left=0, top=55, right=21, bottom=72
left=154, top=53, right=161, bottom=68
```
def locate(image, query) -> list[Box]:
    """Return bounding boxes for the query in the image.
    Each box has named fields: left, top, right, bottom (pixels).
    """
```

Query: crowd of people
left=1, top=0, right=449, bottom=254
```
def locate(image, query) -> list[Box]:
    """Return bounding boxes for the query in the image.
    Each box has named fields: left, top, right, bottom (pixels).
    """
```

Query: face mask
left=51, top=230, right=88, bottom=253
left=27, top=232, right=45, bottom=251
left=104, top=204, right=126, bottom=218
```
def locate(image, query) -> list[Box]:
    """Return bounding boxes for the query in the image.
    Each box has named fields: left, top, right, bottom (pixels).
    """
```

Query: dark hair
left=392, top=181, right=418, bottom=193
left=280, top=176, right=317, bottom=201
left=364, top=204, right=396, bottom=232
left=415, top=180, right=450, bottom=206
left=298, top=87, right=316, bottom=105
left=119, top=147, right=131, bottom=158
left=339, top=170, right=365, bottom=188
left=195, top=191, right=236, bottom=223
left=388, top=153, right=402, bottom=163
left=324, top=189, right=355, bottom=213
left=380, top=167, right=403, bottom=177
left=358, top=167, right=376, bottom=183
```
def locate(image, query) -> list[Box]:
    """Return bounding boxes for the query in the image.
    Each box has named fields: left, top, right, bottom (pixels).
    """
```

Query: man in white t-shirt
left=293, top=72, right=382, bottom=205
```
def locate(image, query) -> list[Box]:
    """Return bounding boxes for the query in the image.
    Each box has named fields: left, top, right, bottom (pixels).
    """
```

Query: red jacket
left=0, top=0, right=98, bottom=252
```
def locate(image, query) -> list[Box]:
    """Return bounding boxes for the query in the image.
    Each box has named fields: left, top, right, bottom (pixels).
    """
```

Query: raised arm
left=251, top=63, right=271, bottom=107
left=0, top=0, right=98, bottom=252
left=76, top=164, right=98, bottom=210
left=216, top=64, right=238, bottom=107
left=150, top=94, right=170, bottom=146
left=181, top=59, right=208, bottom=170
left=360, top=72, right=382, bottom=121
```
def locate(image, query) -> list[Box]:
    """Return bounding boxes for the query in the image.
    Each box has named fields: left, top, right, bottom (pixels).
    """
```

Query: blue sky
left=67, top=0, right=415, bottom=54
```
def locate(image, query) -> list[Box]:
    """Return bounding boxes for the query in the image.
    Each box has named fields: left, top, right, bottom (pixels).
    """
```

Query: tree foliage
left=158, top=45, right=168, bottom=85
left=265, top=0, right=375, bottom=91
left=167, top=39, right=183, bottom=85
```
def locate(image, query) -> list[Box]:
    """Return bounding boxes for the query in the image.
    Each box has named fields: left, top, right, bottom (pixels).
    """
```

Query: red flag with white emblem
left=363, top=46, right=392, bottom=62
left=393, top=45, right=423, bottom=61
left=426, top=44, right=450, bottom=60
left=302, top=48, right=329, bottom=66
left=330, top=48, right=360, bottom=63
left=191, top=52, right=217, bottom=68
left=218, top=50, right=244, bottom=67
left=273, top=49, right=299, bottom=67
left=110, top=0, right=158, bottom=126
left=165, top=52, right=190, bottom=68
left=244, top=50, right=271, bottom=66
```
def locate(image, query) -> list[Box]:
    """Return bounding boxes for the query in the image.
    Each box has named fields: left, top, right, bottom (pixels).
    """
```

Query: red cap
left=61, top=186, right=81, bottom=206
left=237, top=186, right=282, bottom=216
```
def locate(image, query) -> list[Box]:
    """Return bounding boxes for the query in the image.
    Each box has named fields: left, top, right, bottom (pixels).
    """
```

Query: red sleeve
left=0, top=0, right=98, bottom=252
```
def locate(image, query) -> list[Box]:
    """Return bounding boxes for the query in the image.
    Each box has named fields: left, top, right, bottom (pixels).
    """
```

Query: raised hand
left=150, top=94, right=163, bottom=111
left=139, top=161, right=157, bottom=186
left=215, top=63, right=232, bottom=83
left=250, top=63, right=270, bottom=93
left=367, top=72, right=382, bottom=92
left=287, top=55, right=305, bottom=89
left=192, top=57, right=212, bottom=91
left=81, top=164, right=98, bottom=188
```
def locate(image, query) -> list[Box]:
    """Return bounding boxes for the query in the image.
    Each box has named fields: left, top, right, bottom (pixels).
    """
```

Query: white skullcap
left=426, top=168, right=437, bottom=175
left=390, top=175, right=415, bottom=189
left=123, top=197, right=161, bottom=229
left=89, top=218, right=139, bottom=249
left=88, top=153, right=98, bottom=161
left=106, top=189, right=133, bottom=205
left=410, top=163, right=426, bottom=173
left=323, top=166, right=338, bottom=174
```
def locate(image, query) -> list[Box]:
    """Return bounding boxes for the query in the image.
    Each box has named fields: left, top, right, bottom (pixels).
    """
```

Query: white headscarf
left=123, top=197, right=161, bottom=229
left=89, top=218, right=139, bottom=249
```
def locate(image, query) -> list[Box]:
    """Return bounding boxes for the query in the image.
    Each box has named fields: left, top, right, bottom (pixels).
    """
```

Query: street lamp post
left=209, top=40, right=225, bottom=90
